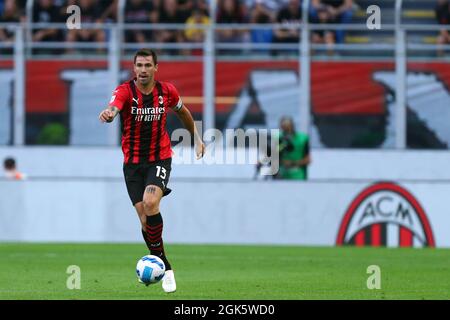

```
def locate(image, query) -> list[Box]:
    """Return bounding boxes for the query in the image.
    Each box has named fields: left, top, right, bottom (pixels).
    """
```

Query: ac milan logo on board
left=336, top=182, right=435, bottom=248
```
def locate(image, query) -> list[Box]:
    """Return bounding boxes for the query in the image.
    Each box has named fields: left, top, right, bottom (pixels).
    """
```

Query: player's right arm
left=99, top=84, right=129, bottom=123
left=99, top=106, right=120, bottom=123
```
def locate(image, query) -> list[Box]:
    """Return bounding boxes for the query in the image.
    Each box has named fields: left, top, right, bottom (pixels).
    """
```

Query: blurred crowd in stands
left=0, top=0, right=355, bottom=55
left=0, top=0, right=448, bottom=56
left=436, top=0, right=450, bottom=56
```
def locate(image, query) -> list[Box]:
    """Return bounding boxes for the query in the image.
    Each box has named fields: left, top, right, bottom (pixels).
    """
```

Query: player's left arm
left=174, top=104, right=205, bottom=159
left=168, top=83, right=205, bottom=159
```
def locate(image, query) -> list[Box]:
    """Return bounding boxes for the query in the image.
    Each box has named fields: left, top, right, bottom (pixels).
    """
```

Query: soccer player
left=98, top=49, right=205, bottom=293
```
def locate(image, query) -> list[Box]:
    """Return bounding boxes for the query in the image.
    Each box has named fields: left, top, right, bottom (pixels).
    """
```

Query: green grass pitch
left=0, top=243, right=449, bottom=300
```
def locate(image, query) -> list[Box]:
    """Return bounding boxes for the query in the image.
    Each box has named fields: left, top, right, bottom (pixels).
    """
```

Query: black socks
left=143, top=212, right=172, bottom=270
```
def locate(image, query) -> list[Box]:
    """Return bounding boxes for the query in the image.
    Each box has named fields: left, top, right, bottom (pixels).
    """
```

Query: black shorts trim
left=123, top=158, right=172, bottom=206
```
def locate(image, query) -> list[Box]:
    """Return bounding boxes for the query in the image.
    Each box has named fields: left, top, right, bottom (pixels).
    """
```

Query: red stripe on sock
left=146, top=225, right=163, bottom=231
left=146, top=224, right=163, bottom=231
left=148, top=223, right=163, bottom=228
left=146, top=227, right=163, bottom=241
left=146, top=231, right=163, bottom=237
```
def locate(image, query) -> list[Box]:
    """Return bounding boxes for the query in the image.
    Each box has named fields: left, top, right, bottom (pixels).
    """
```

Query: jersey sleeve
left=167, top=82, right=183, bottom=112
left=108, top=84, right=129, bottom=111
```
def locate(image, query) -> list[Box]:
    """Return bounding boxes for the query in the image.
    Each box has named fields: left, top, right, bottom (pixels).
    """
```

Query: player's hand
left=99, top=109, right=114, bottom=123
left=195, top=142, right=206, bottom=159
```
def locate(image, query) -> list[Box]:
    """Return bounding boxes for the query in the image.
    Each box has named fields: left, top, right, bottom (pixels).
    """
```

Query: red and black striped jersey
left=109, top=79, right=183, bottom=164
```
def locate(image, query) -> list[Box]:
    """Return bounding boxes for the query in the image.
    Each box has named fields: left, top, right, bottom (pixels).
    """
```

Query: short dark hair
left=280, top=116, right=296, bottom=132
left=133, top=49, right=158, bottom=65
left=4, top=157, right=16, bottom=170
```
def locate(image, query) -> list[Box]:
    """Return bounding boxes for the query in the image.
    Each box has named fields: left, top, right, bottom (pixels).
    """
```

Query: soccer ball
left=136, top=255, right=166, bottom=285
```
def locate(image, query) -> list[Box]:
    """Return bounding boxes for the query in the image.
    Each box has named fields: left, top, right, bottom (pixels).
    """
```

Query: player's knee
left=143, top=196, right=159, bottom=212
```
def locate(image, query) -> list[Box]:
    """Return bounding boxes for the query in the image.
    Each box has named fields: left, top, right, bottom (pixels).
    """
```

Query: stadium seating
left=347, top=0, right=438, bottom=57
